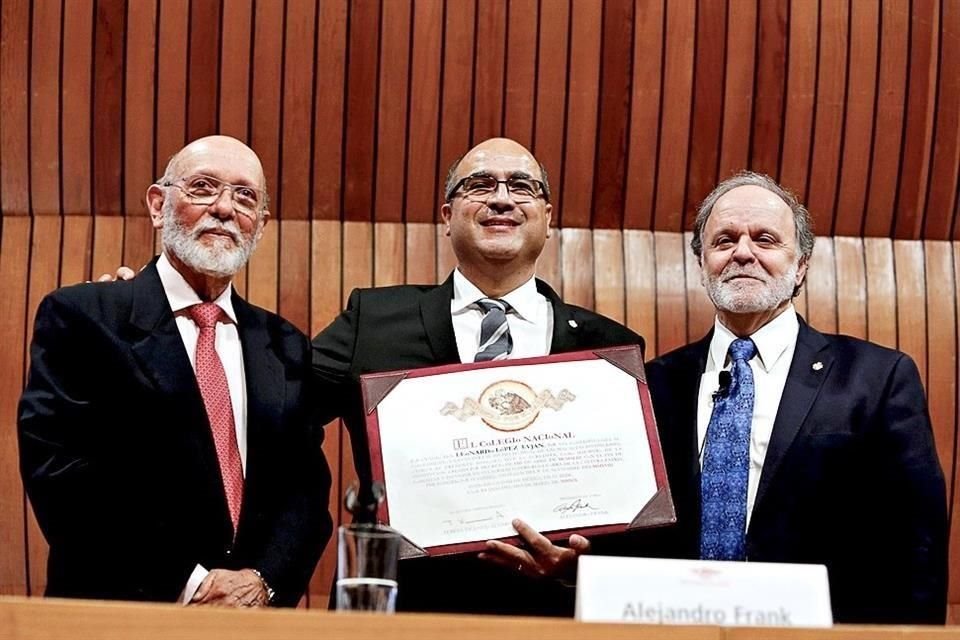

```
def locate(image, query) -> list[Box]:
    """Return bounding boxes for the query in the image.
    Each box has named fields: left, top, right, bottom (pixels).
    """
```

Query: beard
left=161, top=201, right=260, bottom=278
left=704, top=261, right=799, bottom=315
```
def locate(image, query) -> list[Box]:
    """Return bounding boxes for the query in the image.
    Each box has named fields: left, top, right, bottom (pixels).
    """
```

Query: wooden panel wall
left=0, top=0, right=958, bottom=615
left=0, top=1, right=957, bottom=235
left=2, top=223, right=959, bottom=613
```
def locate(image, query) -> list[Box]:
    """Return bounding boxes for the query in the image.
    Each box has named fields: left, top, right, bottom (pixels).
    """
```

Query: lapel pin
left=568, top=319, right=578, bottom=329
left=812, top=361, right=823, bottom=371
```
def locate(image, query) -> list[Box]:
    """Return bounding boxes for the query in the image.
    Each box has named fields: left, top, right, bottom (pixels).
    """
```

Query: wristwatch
left=251, top=569, right=276, bottom=605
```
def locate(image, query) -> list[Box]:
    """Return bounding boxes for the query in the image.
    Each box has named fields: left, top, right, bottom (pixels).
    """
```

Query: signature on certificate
left=553, top=497, right=599, bottom=514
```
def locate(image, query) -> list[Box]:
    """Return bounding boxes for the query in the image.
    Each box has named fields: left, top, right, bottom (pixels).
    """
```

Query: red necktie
left=189, top=302, right=244, bottom=532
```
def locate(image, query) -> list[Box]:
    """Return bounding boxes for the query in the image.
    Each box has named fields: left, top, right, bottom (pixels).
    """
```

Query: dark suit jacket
left=312, top=273, right=643, bottom=616
left=637, top=319, right=947, bottom=624
left=18, top=260, right=332, bottom=606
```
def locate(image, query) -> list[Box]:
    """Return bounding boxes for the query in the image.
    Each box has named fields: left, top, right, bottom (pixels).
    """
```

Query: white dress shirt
left=450, top=269, right=554, bottom=362
left=157, top=253, right=248, bottom=604
left=696, top=306, right=799, bottom=527
left=157, top=253, right=248, bottom=473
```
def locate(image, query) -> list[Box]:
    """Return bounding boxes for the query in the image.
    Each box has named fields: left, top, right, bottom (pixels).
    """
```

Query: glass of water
left=336, top=523, right=401, bottom=613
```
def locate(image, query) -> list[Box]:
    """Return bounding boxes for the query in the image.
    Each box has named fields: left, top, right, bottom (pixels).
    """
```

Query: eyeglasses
left=447, top=175, right=548, bottom=203
left=163, top=174, right=266, bottom=218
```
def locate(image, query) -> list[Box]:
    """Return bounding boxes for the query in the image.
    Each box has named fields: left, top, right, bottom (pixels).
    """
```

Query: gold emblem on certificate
left=439, top=380, right=575, bottom=432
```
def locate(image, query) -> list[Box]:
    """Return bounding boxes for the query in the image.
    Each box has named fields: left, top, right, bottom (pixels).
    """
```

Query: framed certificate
left=361, top=345, right=675, bottom=558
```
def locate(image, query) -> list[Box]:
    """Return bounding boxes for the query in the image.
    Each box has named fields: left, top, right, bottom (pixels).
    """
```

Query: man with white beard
left=18, top=136, right=332, bottom=606
left=637, top=171, right=947, bottom=624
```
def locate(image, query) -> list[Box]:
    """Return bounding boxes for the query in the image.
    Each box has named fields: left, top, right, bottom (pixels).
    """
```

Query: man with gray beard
left=637, top=171, right=947, bottom=624
left=18, top=136, right=332, bottom=606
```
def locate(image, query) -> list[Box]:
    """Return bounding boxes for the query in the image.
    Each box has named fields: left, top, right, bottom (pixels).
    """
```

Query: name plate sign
left=576, top=556, right=832, bottom=628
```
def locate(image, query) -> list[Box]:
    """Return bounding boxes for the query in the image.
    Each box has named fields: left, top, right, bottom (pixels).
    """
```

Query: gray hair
left=690, top=170, right=814, bottom=262
left=443, top=155, right=552, bottom=202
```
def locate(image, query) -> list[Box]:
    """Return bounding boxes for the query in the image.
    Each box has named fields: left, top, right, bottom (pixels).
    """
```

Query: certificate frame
left=361, top=345, right=675, bottom=559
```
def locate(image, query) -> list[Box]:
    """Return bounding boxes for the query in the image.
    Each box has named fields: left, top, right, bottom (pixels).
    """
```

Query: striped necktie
left=474, top=298, right=513, bottom=362
left=700, top=337, right=757, bottom=561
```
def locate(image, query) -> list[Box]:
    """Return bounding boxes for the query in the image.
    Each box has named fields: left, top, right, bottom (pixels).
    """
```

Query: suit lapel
left=538, top=279, right=579, bottom=353
left=233, top=295, right=283, bottom=489
left=420, top=273, right=461, bottom=363
left=128, top=260, right=233, bottom=533
left=753, top=320, right=832, bottom=512
left=129, top=262, right=205, bottom=410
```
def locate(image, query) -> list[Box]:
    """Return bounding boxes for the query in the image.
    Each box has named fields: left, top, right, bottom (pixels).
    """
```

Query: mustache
left=190, top=219, right=242, bottom=245
left=719, top=265, right=767, bottom=281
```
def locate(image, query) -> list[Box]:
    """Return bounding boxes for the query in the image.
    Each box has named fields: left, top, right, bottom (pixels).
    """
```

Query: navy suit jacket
left=312, top=273, right=644, bottom=616
left=18, top=260, right=332, bottom=605
left=638, top=318, right=947, bottom=624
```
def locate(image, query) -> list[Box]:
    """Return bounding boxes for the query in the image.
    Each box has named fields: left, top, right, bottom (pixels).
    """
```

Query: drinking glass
left=336, top=523, right=401, bottom=613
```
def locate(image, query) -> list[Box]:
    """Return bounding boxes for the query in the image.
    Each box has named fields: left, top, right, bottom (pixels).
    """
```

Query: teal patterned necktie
left=700, top=337, right=757, bottom=560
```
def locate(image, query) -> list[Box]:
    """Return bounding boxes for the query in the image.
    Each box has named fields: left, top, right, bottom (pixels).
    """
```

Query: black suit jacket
left=638, top=319, right=947, bottom=624
left=312, top=273, right=643, bottom=616
left=18, top=260, right=332, bottom=606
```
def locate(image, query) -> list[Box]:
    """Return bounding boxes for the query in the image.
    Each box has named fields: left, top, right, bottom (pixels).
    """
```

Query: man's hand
left=478, top=518, right=591, bottom=580
left=189, top=568, right=269, bottom=607
left=95, top=266, right=136, bottom=282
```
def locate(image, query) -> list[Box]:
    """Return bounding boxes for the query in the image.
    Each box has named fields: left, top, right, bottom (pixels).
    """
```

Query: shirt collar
left=157, top=253, right=238, bottom=324
left=451, top=268, right=540, bottom=321
left=708, top=305, right=799, bottom=373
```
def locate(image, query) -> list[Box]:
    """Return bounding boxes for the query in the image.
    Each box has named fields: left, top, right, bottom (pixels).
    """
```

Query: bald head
left=444, top=138, right=550, bottom=201
left=162, top=135, right=267, bottom=195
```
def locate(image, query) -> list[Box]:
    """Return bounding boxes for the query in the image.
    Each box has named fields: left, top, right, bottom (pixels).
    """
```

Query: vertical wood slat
left=894, top=0, right=939, bottom=239
left=472, top=1, right=507, bottom=143
left=894, top=241, right=928, bottom=388
left=805, top=237, right=838, bottom=334
left=374, top=0, right=411, bottom=225
left=864, top=0, right=910, bottom=238
left=930, top=0, right=960, bottom=239
left=559, top=228, right=594, bottom=310
left=23, top=217, right=64, bottom=595
left=923, top=241, right=957, bottom=489
left=685, top=0, right=727, bottom=228
left=833, top=0, right=879, bottom=238
left=532, top=0, right=569, bottom=217
left=154, top=0, right=189, bottom=179
left=622, top=0, right=663, bottom=230
left=1, top=0, right=31, bottom=216
left=437, top=0, right=476, bottom=215
left=61, top=0, right=95, bottom=216
left=404, top=0, right=443, bottom=224
left=29, top=0, right=62, bottom=217
left=652, top=0, right=695, bottom=232
left=834, top=237, right=867, bottom=338
left=312, top=0, right=348, bottom=222
left=592, top=229, right=625, bottom=324
left=805, top=0, right=848, bottom=236
left=0, top=218, right=31, bottom=593
left=502, top=0, right=537, bottom=147
left=653, top=231, right=687, bottom=356
left=219, top=0, right=253, bottom=141
left=92, top=0, right=126, bottom=218
left=683, top=231, right=714, bottom=341
left=591, top=0, right=634, bottom=230
left=777, top=0, right=817, bottom=200
left=186, top=0, right=221, bottom=140
left=716, top=0, right=758, bottom=180
left=749, top=0, right=788, bottom=178
left=343, top=0, right=380, bottom=223
left=864, top=237, right=898, bottom=350
left=308, top=219, right=344, bottom=601
left=559, top=0, right=602, bottom=229
left=624, top=230, right=657, bottom=355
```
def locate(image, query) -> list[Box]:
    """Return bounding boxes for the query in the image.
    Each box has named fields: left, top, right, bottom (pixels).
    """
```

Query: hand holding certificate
left=362, top=346, right=674, bottom=558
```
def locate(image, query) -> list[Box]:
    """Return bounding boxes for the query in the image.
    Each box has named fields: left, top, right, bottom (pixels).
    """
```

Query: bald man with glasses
left=311, top=137, right=644, bottom=616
